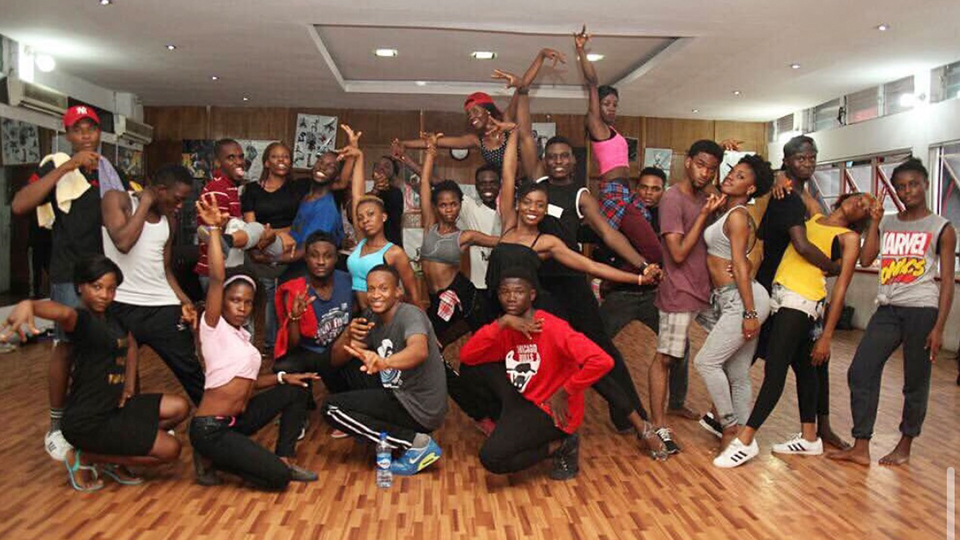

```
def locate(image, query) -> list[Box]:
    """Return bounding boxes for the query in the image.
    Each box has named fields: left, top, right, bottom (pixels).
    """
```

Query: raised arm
left=663, top=194, right=726, bottom=264
left=102, top=188, right=154, bottom=254
left=418, top=133, right=440, bottom=230
left=197, top=194, right=228, bottom=328
left=574, top=26, right=610, bottom=142
left=811, top=231, right=861, bottom=364
left=578, top=191, right=647, bottom=268
left=498, top=127, right=521, bottom=231
left=337, top=125, right=366, bottom=226
left=12, top=151, right=99, bottom=215
left=401, top=133, right=479, bottom=151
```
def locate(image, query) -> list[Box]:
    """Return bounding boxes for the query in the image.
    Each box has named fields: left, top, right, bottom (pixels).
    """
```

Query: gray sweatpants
left=694, top=282, right=771, bottom=428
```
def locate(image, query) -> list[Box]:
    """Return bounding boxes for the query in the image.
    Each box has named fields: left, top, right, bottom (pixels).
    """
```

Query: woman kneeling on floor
left=1, top=255, right=189, bottom=492
left=189, top=193, right=319, bottom=490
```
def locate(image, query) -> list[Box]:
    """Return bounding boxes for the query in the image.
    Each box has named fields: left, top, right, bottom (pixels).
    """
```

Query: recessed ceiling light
left=210, top=75, right=219, bottom=81
left=691, top=109, right=699, bottom=113
left=415, top=81, right=427, bottom=86
left=586, top=53, right=604, bottom=62
left=375, top=49, right=398, bottom=58
left=733, top=90, right=741, bottom=96
left=35, top=54, right=56, bottom=72
left=471, top=51, right=497, bottom=60
left=242, top=96, right=249, bottom=102
left=166, top=44, right=176, bottom=51
left=790, top=62, right=801, bottom=69
left=99, top=0, right=112, bottom=5
left=876, top=23, right=889, bottom=31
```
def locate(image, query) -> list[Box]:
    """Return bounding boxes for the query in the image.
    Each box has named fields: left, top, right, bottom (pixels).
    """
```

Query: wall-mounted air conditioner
left=1, top=76, right=69, bottom=116
left=115, top=115, right=153, bottom=145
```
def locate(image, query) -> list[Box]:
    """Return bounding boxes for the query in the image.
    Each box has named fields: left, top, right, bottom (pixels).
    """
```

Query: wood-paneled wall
left=143, top=106, right=769, bottom=183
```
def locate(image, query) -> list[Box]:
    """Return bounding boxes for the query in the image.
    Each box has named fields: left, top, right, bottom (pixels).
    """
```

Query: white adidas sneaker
left=713, top=438, right=759, bottom=468
left=44, top=430, right=72, bottom=461
left=771, top=433, right=823, bottom=455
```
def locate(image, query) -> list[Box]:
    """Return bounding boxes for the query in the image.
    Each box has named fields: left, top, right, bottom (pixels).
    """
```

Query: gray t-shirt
left=878, top=213, right=950, bottom=308
left=365, top=303, right=448, bottom=430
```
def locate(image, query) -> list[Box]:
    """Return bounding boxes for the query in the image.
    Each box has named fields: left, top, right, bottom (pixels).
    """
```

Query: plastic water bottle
left=376, top=432, right=393, bottom=489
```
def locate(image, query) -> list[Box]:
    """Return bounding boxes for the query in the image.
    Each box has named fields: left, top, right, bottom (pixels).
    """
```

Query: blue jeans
left=50, top=282, right=80, bottom=343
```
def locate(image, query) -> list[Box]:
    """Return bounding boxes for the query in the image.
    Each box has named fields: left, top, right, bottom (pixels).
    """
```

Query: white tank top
left=102, top=192, right=180, bottom=306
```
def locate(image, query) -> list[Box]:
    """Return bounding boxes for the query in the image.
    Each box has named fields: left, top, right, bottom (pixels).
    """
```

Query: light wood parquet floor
left=0, top=321, right=957, bottom=540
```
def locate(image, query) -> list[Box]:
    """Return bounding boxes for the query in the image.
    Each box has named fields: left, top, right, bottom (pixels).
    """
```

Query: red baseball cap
left=464, top=92, right=495, bottom=111
left=63, top=105, right=101, bottom=129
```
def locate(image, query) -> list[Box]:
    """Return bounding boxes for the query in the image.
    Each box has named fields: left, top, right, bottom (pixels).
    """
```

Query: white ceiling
left=1, top=0, right=959, bottom=121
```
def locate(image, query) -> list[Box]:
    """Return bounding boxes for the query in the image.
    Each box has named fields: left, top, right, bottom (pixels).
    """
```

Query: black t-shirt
left=539, top=181, right=585, bottom=277
left=240, top=178, right=309, bottom=229
left=756, top=191, right=807, bottom=291
left=63, top=309, right=129, bottom=429
left=31, top=161, right=104, bottom=283
left=374, top=185, right=404, bottom=248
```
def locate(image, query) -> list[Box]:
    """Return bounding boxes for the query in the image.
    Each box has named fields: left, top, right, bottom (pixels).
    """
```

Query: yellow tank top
left=773, top=214, right=851, bottom=301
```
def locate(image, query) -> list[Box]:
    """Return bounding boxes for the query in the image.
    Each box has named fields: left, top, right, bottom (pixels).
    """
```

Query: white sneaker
left=44, top=430, right=72, bottom=461
left=713, top=438, right=759, bottom=468
left=771, top=433, right=823, bottom=455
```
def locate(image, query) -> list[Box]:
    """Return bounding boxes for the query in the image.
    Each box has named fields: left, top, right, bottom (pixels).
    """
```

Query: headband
left=224, top=274, right=257, bottom=291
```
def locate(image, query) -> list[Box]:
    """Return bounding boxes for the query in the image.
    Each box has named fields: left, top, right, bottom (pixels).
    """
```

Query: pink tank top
left=591, top=127, right=629, bottom=176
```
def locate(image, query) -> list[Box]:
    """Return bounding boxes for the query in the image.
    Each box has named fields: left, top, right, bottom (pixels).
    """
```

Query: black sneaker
left=698, top=413, right=723, bottom=439
left=655, top=427, right=681, bottom=454
left=549, top=433, right=580, bottom=481
left=288, top=464, right=318, bottom=482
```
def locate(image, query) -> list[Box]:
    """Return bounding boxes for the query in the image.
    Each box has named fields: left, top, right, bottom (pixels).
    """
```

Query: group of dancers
left=1, top=28, right=954, bottom=491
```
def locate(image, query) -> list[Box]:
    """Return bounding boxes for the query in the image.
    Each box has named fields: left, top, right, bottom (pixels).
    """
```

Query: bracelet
left=288, top=313, right=302, bottom=322
left=277, top=371, right=287, bottom=385
left=742, top=310, right=759, bottom=320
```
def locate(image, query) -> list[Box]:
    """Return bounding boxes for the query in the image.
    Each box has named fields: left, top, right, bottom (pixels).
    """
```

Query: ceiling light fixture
left=35, top=54, right=56, bottom=73
left=790, top=63, right=801, bottom=69
left=876, top=23, right=889, bottom=31
left=166, top=44, right=176, bottom=51
left=210, top=75, right=219, bottom=81
left=242, top=96, right=250, bottom=102
left=99, top=0, right=112, bottom=5
left=733, top=90, right=741, bottom=96
left=691, top=109, right=699, bottom=113
left=375, top=49, right=398, bottom=58
left=586, top=53, right=604, bottom=62
left=415, top=81, right=427, bottom=86
left=471, top=51, right=497, bottom=60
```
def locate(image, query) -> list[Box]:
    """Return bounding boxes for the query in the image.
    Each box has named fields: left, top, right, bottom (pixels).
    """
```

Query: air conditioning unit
left=115, top=115, right=154, bottom=145
left=2, top=76, right=69, bottom=116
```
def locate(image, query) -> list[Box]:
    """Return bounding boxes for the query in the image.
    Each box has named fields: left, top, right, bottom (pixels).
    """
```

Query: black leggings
left=540, top=274, right=647, bottom=424
left=469, top=362, right=567, bottom=474
left=322, top=389, right=431, bottom=450
left=746, top=308, right=819, bottom=430
left=755, top=312, right=832, bottom=418
left=189, top=384, right=309, bottom=491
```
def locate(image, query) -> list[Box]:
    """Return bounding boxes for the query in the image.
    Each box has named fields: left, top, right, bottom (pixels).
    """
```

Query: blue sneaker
left=389, top=438, right=441, bottom=476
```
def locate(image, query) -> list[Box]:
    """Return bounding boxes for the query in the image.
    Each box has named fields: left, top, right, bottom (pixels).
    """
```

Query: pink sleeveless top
left=591, top=127, right=629, bottom=176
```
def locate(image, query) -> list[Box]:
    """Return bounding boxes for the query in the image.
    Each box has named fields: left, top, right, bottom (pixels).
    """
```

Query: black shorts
left=62, top=393, right=162, bottom=456
left=428, top=272, right=491, bottom=343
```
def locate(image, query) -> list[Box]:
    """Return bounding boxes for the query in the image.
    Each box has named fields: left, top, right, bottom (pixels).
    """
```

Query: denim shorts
left=50, top=282, right=80, bottom=343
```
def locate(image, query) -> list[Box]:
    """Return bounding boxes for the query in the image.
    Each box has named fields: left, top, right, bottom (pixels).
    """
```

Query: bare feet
left=879, top=437, right=913, bottom=466
left=817, top=422, right=852, bottom=450
left=667, top=406, right=701, bottom=421
left=827, top=440, right=871, bottom=466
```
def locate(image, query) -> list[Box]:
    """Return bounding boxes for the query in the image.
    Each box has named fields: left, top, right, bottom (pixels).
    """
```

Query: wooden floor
left=0, top=321, right=957, bottom=540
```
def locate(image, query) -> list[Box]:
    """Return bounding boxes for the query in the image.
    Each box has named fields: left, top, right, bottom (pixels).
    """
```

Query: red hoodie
left=459, top=310, right=613, bottom=433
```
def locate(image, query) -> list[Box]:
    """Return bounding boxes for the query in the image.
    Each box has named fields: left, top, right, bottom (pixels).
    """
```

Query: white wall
left=770, top=97, right=960, bottom=352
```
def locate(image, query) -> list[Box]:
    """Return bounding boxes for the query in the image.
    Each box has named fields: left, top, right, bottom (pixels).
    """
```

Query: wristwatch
left=742, top=310, right=759, bottom=320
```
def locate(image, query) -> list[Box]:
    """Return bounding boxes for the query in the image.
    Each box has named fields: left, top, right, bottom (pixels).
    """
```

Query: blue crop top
left=346, top=238, right=394, bottom=291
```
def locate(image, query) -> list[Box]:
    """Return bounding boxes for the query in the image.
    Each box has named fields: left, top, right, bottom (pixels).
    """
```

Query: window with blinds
left=845, top=87, right=880, bottom=124
left=882, top=76, right=915, bottom=115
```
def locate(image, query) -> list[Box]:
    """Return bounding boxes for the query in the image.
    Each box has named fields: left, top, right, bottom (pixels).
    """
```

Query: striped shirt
left=194, top=173, right=241, bottom=276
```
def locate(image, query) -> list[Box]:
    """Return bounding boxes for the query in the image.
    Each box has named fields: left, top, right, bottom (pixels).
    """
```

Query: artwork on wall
left=531, top=122, right=556, bottom=159
left=293, top=114, right=337, bottom=169
left=237, top=139, right=277, bottom=182
left=182, top=140, right=216, bottom=179
left=643, top=147, right=673, bottom=180
left=719, top=150, right=756, bottom=183
left=1, top=118, right=41, bottom=165
left=117, top=146, right=144, bottom=178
